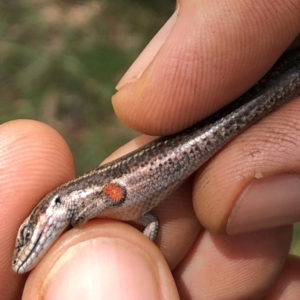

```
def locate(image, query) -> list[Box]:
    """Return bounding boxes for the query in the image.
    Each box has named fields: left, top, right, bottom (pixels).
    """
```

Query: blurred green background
left=1, top=0, right=299, bottom=255
left=0, top=0, right=174, bottom=172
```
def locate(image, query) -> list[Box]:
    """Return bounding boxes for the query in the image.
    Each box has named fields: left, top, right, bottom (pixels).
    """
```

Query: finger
left=192, top=96, right=300, bottom=233
left=265, top=255, right=300, bottom=299
left=0, top=120, right=74, bottom=299
left=113, top=0, right=300, bottom=135
left=22, top=220, right=180, bottom=300
left=173, top=226, right=292, bottom=299
left=101, top=135, right=202, bottom=269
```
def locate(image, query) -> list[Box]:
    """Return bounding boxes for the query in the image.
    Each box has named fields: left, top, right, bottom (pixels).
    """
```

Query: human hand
left=2, top=0, right=300, bottom=299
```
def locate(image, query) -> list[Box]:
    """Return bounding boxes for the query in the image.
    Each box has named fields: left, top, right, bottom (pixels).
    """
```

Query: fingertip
left=2, top=118, right=75, bottom=244
left=227, top=174, right=300, bottom=235
left=112, top=0, right=300, bottom=135
left=0, top=119, right=75, bottom=225
left=23, top=221, right=179, bottom=300
left=0, top=119, right=75, bottom=300
left=192, top=97, right=300, bottom=234
left=0, top=119, right=74, bottom=185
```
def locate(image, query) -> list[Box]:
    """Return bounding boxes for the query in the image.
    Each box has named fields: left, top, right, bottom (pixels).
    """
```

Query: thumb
left=112, top=0, right=300, bottom=135
left=22, top=221, right=179, bottom=300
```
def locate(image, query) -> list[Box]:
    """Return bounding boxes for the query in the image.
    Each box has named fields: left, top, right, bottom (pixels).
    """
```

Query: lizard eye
left=21, top=225, right=33, bottom=242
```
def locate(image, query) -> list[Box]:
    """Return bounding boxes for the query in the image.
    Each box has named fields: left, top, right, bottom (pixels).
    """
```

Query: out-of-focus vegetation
left=0, top=0, right=173, bottom=172
left=1, top=0, right=299, bottom=255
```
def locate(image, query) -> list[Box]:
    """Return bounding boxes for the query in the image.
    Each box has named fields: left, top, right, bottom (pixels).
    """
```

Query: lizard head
left=12, top=191, right=71, bottom=274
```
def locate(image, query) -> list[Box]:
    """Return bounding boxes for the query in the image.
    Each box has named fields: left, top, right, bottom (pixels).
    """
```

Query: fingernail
left=116, top=10, right=178, bottom=90
left=227, top=174, right=300, bottom=234
left=42, top=238, right=161, bottom=300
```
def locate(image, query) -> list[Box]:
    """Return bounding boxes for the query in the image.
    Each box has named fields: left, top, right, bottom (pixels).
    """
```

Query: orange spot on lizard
left=103, top=183, right=125, bottom=204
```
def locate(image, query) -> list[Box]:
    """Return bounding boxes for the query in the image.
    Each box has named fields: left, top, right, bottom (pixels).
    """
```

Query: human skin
left=2, top=0, right=300, bottom=299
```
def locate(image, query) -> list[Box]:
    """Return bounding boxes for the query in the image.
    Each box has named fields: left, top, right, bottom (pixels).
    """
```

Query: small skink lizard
left=12, top=48, right=300, bottom=274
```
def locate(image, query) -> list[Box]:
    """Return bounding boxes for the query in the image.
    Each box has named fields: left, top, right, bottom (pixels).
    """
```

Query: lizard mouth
left=13, top=228, right=45, bottom=274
